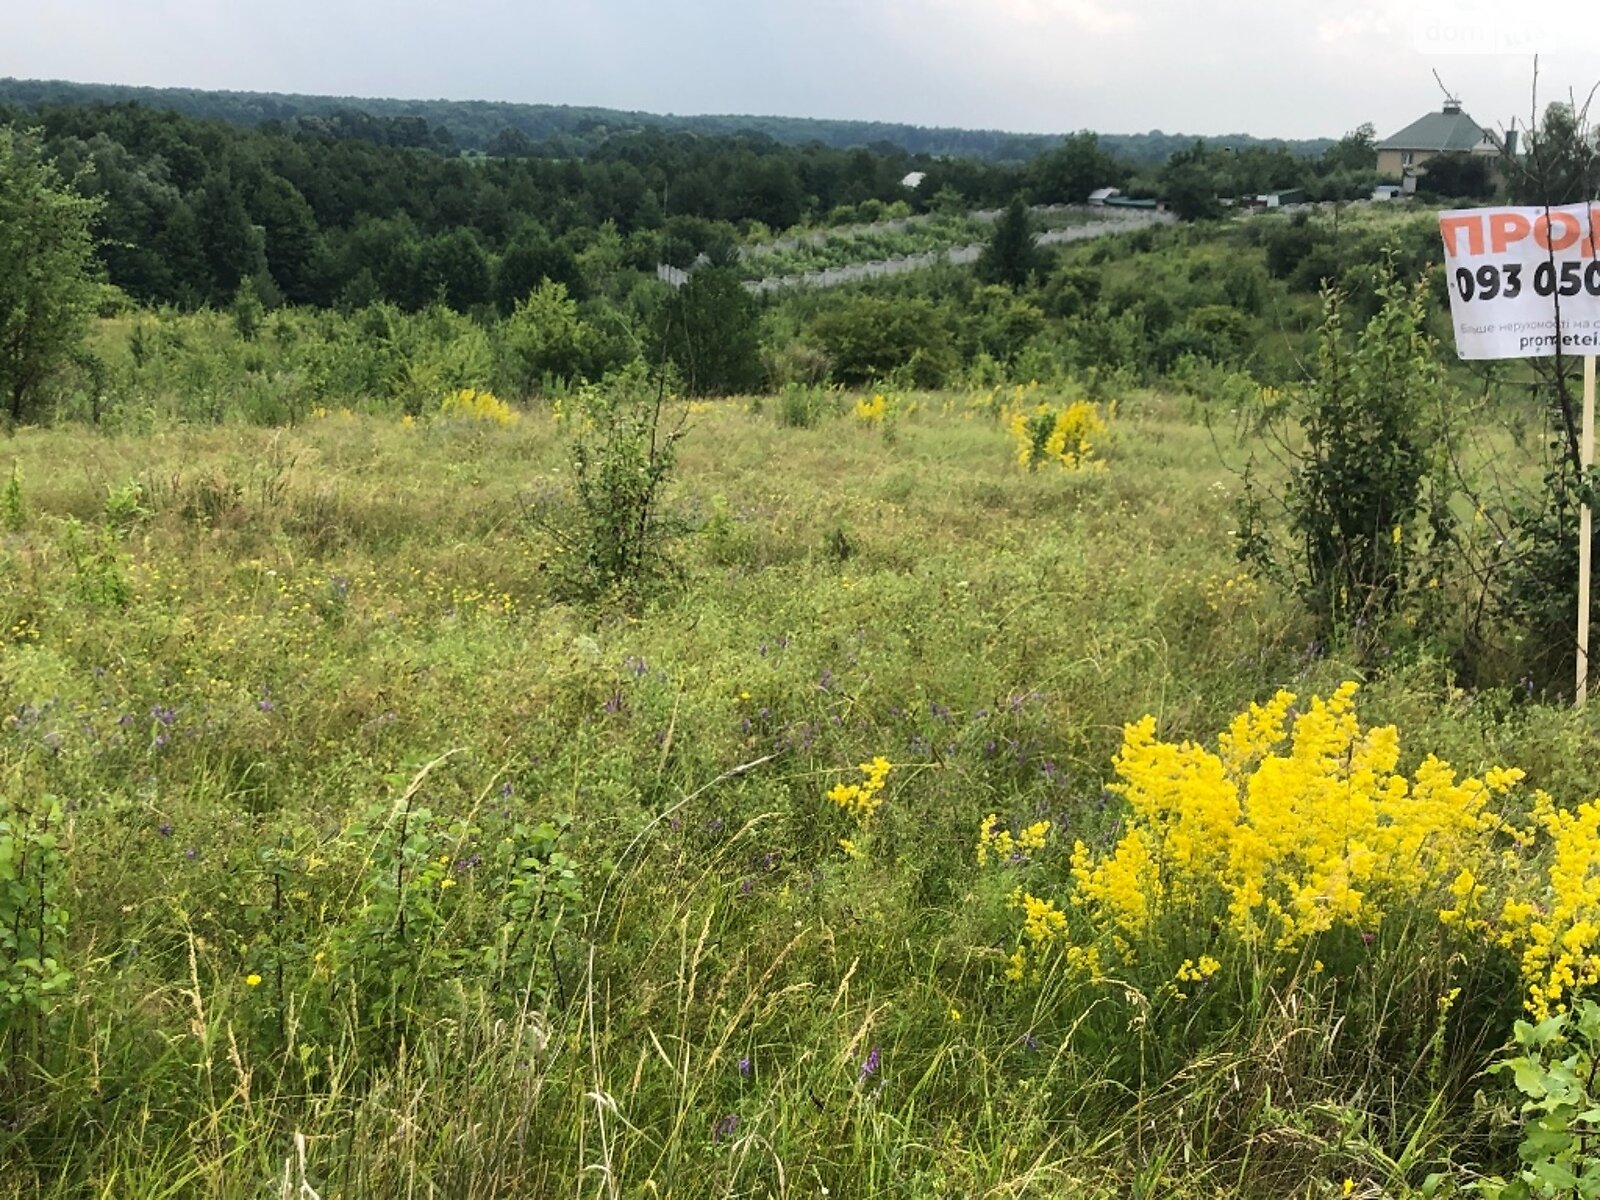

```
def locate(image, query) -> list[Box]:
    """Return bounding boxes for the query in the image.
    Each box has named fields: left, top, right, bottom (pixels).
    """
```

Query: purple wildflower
left=859, top=1045, right=881, bottom=1080
left=157, top=823, right=172, bottom=838
left=712, top=1113, right=739, bottom=1141
left=738, top=1055, right=752, bottom=1077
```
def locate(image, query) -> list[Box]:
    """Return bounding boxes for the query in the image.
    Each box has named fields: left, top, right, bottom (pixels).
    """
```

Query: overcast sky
left=3, top=0, right=1598, bottom=141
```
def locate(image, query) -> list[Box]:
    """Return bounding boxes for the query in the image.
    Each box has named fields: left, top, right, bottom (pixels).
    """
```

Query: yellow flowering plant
left=1005, top=399, right=1108, bottom=471
left=990, top=683, right=1600, bottom=1028
left=829, top=756, right=893, bottom=857
left=829, top=756, right=892, bottom=825
left=853, top=393, right=890, bottom=424
left=439, top=387, right=519, bottom=427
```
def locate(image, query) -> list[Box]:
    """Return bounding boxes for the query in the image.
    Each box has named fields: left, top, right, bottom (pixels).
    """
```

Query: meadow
left=6, top=378, right=1600, bottom=1199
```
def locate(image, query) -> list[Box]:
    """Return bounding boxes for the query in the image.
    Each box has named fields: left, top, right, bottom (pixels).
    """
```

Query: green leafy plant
left=102, top=481, right=148, bottom=532
left=60, top=518, right=131, bottom=608
left=1, top=466, right=23, bottom=532
left=0, top=789, right=71, bottom=1033
left=1237, top=262, right=1455, bottom=659
left=774, top=383, right=838, bottom=429
left=1475, top=1001, right=1600, bottom=1199
left=541, top=365, right=688, bottom=602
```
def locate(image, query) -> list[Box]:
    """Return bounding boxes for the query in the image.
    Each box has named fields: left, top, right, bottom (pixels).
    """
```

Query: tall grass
left=2, top=387, right=1595, bottom=1197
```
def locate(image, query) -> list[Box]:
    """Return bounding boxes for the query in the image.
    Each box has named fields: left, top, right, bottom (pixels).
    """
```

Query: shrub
left=438, top=387, right=519, bottom=427
left=494, top=281, right=598, bottom=397
left=540, top=366, right=687, bottom=602
left=1237, top=266, right=1454, bottom=659
left=657, top=266, right=764, bottom=396
left=808, top=295, right=957, bottom=389
left=1476, top=1001, right=1600, bottom=1200
left=770, top=383, right=840, bottom=429
left=982, top=683, right=1600, bottom=1133
left=1005, top=398, right=1108, bottom=470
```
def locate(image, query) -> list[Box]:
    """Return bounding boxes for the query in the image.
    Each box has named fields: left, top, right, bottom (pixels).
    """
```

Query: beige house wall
left=1377, top=147, right=1444, bottom=178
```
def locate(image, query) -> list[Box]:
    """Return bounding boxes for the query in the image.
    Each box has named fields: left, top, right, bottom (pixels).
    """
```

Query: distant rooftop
left=1378, top=101, right=1494, bottom=153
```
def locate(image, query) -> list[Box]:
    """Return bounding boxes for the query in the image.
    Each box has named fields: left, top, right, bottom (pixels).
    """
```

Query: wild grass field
left=6, top=382, right=1600, bottom=1199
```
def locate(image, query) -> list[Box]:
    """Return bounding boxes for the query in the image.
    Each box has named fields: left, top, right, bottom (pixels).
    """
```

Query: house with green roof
left=1377, top=100, right=1511, bottom=190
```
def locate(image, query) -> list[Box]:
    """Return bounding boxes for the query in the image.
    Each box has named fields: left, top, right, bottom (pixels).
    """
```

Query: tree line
left=0, top=96, right=1398, bottom=318
left=0, top=76, right=1335, bottom=164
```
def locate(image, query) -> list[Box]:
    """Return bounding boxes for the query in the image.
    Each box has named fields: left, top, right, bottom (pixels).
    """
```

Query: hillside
left=0, top=76, right=1335, bottom=163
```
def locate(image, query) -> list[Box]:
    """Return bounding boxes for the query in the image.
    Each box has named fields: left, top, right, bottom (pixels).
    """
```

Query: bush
left=540, top=365, right=687, bottom=602
left=808, top=294, right=958, bottom=388
left=1237, top=266, right=1455, bottom=659
left=982, top=683, right=1600, bottom=1152
left=657, top=267, right=764, bottom=396
left=1005, top=396, right=1108, bottom=470
left=495, top=281, right=599, bottom=397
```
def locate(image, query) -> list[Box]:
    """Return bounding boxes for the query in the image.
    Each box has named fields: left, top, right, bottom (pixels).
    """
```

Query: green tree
left=1025, top=132, right=1126, bottom=204
left=966, top=284, right=1045, bottom=363
left=1495, top=97, right=1600, bottom=687
left=976, top=195, right=1044, bottom=290
left=495, top=281, right=596, bottom=395
left=0, top=128, right=102, bottom=423
left=809, top=295, right=957, bottom=388
left=1508, top=101, right=1599, bottom=206
left=418, top=229, right=491, bottom=312
left=1161, top=141, right=1222, bottom=221
left=250, top=176, right=325, bottom=305
left=1415, top=153, right=1494, bottom=200
left=659, top=268, right=764, bottom=396
left=1322, top=123, right=1378, bottom=174
left=494, top=224, right=585, bottom=314
left=194, top=172, right=267, bottom=304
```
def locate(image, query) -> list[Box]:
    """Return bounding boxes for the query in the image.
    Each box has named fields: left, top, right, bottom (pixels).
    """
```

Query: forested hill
left=0, top=77, right=1333, bottom=164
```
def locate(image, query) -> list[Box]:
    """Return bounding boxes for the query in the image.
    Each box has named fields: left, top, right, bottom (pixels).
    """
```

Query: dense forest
left=0, top=76, right=1336, bottom=164
left=0, top=95, right=1396, bottom=317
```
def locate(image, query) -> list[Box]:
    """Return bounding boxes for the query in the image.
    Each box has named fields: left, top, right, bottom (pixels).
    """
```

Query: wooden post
left=1580, top=355, right=1596, bottom=706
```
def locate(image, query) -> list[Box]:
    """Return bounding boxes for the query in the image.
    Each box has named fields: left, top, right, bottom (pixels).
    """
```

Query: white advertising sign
left=1437, top=203, right=1600, bottom=360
